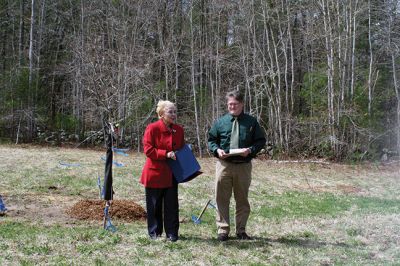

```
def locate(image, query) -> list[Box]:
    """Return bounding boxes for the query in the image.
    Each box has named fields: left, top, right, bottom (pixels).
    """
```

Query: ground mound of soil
left=67, top=199, right=146, bottom=222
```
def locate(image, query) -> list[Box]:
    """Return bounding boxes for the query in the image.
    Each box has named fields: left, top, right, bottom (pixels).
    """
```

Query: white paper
left=227, top=148, right=247, bottom=156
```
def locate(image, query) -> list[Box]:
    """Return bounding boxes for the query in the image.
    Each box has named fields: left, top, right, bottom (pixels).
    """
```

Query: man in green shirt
left=208, top=90, right=266, bottom=241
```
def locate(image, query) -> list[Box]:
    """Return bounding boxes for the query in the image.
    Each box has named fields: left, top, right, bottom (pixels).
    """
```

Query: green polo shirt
left=208, top=112, right=266, bottom=163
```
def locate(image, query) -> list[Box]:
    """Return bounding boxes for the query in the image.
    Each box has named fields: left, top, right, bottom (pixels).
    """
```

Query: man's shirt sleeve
left=249, top=120, right=266, bottom=157
left=208, top=122, right=220, bottom=157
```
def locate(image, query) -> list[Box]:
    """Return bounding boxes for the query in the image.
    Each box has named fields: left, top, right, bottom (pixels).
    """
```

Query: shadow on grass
left=270, top=236, right=350, bottom=248
left=178, top=235, right=350, bottom=249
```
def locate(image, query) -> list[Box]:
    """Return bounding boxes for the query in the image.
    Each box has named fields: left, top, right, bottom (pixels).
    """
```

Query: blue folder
left=167, top=144, right=202, bottom=183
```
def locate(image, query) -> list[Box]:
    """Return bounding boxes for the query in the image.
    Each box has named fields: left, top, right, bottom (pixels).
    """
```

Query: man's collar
left=228, top=112, right=244, bottom=121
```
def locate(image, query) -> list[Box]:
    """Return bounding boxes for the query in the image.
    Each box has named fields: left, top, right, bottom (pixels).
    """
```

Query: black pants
left=145, top=182, right=179, bottom=237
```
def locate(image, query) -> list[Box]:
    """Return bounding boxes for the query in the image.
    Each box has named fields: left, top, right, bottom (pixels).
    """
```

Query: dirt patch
left=2, top=194, right=146, bottom=225
left=2, top=194, right=76, bottom=225
left=67, top=199, right=146, bottom=222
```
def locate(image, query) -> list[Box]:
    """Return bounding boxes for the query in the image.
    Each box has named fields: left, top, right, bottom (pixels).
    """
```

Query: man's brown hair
left=225, top=90, right=244, bottom=103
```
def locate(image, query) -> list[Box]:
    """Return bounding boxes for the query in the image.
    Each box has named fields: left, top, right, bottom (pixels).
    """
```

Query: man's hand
left=240, top=148, right=251, bottom=157
left=217, top=149, right=229, bottom=159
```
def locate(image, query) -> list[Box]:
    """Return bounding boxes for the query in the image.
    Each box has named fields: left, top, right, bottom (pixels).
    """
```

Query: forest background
left=1, top=0, right=400, bottom=161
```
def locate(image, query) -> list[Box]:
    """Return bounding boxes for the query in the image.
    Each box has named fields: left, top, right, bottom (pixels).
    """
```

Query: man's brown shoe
left=236, top=232, right=252, bottom=240
left=217, top=233, right=229, bottom=241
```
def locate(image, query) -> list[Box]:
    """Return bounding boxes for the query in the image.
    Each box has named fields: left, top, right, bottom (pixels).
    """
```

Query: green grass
left=0, top=145, right=399, bottom=265
left=256, top=191, right=400, bottom=221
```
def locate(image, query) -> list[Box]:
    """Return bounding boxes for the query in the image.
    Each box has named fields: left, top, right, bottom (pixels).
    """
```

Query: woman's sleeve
left=181, top=127, right=185, bottom=145
left=143, top=125, right=167, bottom=160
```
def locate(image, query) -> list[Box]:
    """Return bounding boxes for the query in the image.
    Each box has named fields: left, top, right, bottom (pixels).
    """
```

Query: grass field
left=0, top=145, right=399, bottom=265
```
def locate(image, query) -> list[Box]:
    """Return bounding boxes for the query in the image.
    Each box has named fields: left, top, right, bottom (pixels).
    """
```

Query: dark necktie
left=230, top=117, right=239, bottom=149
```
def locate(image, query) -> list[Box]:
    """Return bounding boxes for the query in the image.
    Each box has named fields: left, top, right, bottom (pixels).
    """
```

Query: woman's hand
left=167, top=151, right=176, bottom=160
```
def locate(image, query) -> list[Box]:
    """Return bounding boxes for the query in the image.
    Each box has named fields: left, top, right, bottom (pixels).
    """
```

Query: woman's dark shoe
left=149, top=234, right=161, bottom=240
left=166, top=234, right=178, bottom=242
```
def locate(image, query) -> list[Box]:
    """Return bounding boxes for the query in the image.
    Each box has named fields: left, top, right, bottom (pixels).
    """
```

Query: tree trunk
left=18, top=0, right=25, bottom=69
left=190, top=5, right=202, bottom=157
left=28, top=0, right=35, bottom=142
left=367, top=0, right=373, bottom=116
left=391, top=53, right=400, bottom=155
left=28, top=0, right=34, bottom=90
left=35, top=0, right=45, bottom=107
left=320, top=0, right=336, bottom=155
left=388, top=2, right=400, bottom=155
left=350, top=0, right=358, bottom=101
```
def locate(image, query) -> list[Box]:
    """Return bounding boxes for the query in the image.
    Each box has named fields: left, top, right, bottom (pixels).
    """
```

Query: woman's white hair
left=156, top=100, right=176, bottom=118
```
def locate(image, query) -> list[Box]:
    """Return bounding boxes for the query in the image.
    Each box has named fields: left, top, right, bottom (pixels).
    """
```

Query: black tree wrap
left=103, top=129, right=113, bottom=200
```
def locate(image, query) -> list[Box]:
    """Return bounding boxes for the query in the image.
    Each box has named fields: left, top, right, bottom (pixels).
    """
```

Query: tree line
left=1, top=0, right=399, bottom=160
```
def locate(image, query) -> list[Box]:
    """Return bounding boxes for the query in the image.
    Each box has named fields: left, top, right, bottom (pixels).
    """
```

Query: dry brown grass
left=0, top=145, right=399, bottom=265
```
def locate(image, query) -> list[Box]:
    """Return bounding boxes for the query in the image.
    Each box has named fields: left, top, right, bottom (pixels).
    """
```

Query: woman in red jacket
left=140, top=100, right=184, bottom=242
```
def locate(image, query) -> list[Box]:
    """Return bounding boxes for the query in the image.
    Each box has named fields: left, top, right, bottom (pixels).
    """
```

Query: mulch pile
left=67, top=199, right=147, bottom=222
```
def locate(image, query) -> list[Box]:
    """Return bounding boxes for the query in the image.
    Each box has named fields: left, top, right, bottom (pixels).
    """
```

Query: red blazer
left=140, top=119, right=185, bottom=188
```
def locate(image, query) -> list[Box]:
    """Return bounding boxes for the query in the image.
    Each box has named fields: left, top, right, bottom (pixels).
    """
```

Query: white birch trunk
left=350, top=0, right=358, bottom=100
left=367, top=0, right=373, bottom=116
left=391, top=53, right=400, bottom=155
left=190, top=6, right=202, bottom=157
left=320, top=0, right=336, bottom=154
left=28, top=0, right=34, bottom=91
left=388, top=3, right=400, bottom=155
left=18, top=0, right=25, bottom=69
left=28, top=0, right=35, bottom=141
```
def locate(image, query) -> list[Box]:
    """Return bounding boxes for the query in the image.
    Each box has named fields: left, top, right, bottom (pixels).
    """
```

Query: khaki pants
left=215, top=159, right=252, bottom=235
